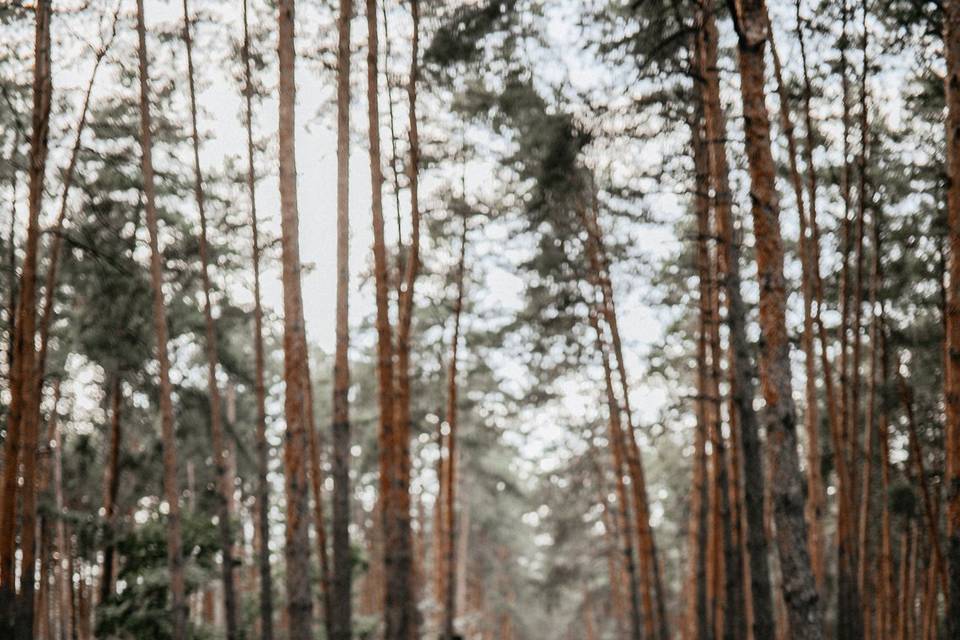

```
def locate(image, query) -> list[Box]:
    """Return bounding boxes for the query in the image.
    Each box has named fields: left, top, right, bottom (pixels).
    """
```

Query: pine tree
left=180, top=2, right=240, bottom=635
left=277, top=0, right=315, bottom=637
left=726, top=1, right=824, bottom=636
left=240, top=0, right=274, bottom=636
left=134, top=0, right=187, bottom=634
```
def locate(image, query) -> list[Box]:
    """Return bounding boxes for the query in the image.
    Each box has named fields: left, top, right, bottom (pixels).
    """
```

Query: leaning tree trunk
left=443, top=219, right=468, bottom=640
left=241, top=0, right=274, bottom=636
left=331, top=0, right=354, bottom=638
left=277, top=0, right=316, bottom=637
left=943, top=0, right=960, bottom=634
left=589, top=307, right=643, bottom=640
left=726, top=1, right=824, bottom=638
left=180, top=2, right=240, bottom=636
left=582, top=199, right=666, bottom=640
left=696, top=4, right=769, bottom=637
left=134, top=0, right=187, bottom=635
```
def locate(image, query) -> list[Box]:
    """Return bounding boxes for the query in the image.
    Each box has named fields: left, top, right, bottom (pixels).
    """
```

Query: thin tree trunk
left=726, top=2, right=824, bottom=637
left=589, top=308, right=643, bottom=640
left=98, top=376, right=122, bottom=605
left=835, top=4, right=863, bottom=634
left=443, top=219, right=467, bottom=640
left=53, top=417, right=70, bottom=640
left=134, top=0, right=188, bottom=633
left=386, top=0, right=422, bottom=634
left=305, top=366, right=334, bottom=640
left=581, top=197, right=666, bottom=640
left=277, top=0, right=315, bottom=636
left=379, top=0, right=404, bottom=300
left=895, top=371, right=947, bottom=594
left=433, top=414, right=447, bottom=619
left=3, top=129, right=18, bottom=408
left=597, top=482, right=628, bottom=638
left=180, top=3, right=240, bottom=636
left=696, top=4, right=770, bottom=636
left=331, top=1, right=353, bottom=639
left=35, top=381, right=59, bottom=639
left=864, top=190, right=892, bottom=639
left=241, top=0, right=274, bottom=636
left=943, top=0, right=960, bottom=634
left=364, top=1, right=407, bottom=638
left=687, top=100, right=713, bottom=640
left=876, top=325, right=894, bottom=640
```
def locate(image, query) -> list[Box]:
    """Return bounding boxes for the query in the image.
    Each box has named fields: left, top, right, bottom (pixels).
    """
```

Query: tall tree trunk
left=364, top=1, right=410, bottom=638
left=0, top=4, right=49, bottom=634
left=180, top=3, right=240, bottom=636
left=687, top=101, right=713, bottom=640
left=53, top=418, right=71, bottom=640
left=582, top=198, right=666, bottom=640
left=589, top=309, right=643, bottom=640
left=277, top=0, right=315, bottom=637
left=895, top=371, right=947, bottom=594
left=696, top=4, right=771, bottom=637
left=305, top=364, right=334, bottom=640
left=331, top=1, right=353, bottom=640
left=862, top=187, right=892, bottom=638
left=389, top=1, right=423, bottom=635
left=6, top=2, right=51, bottom=636
left=766, top=17, right=826, bottom=592
left=98, top=376, right=122, bottom=605
left=943, top=0, right=960, bottom=634
left=134, top=1, right=188, bottom=634
left=443, top=219, right=467, bottom=640
left=835, top=4, right=862, bottom=635
left=726, top=2, right=824, bottom=637
left=241, top=0, right=274, bottom=637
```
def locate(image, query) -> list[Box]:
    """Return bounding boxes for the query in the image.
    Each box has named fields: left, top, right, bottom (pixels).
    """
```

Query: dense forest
left=1, top=0, right=959, bottom=639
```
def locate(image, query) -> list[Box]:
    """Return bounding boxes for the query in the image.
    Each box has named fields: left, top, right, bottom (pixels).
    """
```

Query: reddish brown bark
left=726, top=1, right=824, bottom=637
left=589, top=308, right=643, bottom=640
left=944, top=0, right=960, bottom=633
left=3, top=3, right=51, bottom=636
left=331, top=0, right=354, bottom=638
left=364, top=1, right=412, bottom=637
left=767, top=20, right=827, bottom=592
left=895, top=371, right=947, bottom=595
left=386, top=0, right=422, bottom=634
left=98, top=377, right=122, bottom=605
left=443, top=219, right=467, bottom=640
left=695, top=5, right=768, bottom=636
left=180, top=2, right=240, bottom=635
left=687, top=101, right=713, bottom=640
left=241, top=0, right=274, bottom=636
left=277, top=0, right=315, bottom=636
left=582, top=198, right=666, bottom=640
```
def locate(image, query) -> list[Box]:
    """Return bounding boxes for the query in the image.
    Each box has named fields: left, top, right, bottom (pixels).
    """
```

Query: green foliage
left=96, top=512, right=219, bottom=640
